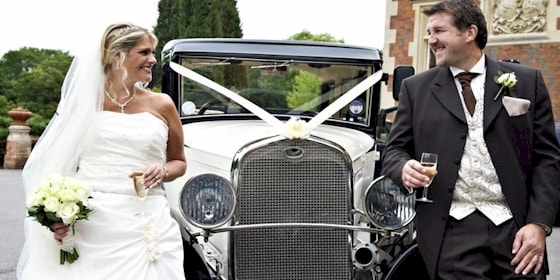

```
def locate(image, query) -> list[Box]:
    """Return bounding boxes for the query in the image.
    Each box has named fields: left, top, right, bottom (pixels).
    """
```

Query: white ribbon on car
left=170, top=62, right=284, bottom=131
left=170, top=61, right=383, bottom=137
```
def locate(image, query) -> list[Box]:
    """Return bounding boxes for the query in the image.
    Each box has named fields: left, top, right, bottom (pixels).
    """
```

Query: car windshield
left=177, top=56, right=375, bottom=126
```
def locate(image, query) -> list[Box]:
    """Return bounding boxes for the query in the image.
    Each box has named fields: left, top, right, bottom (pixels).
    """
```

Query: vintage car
left=160, top=38, right=427, bottom=280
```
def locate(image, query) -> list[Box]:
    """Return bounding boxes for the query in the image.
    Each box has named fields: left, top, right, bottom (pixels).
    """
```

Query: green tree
left=288, top=30, right=344, bottom=43
left=285, top=30, right=343, bottom=111
left=287, top=71, right=321, bottom=110
left=0, top=47, right=73, bottom=139
left=0, top=95, right=15, bottom=141
left=152, top=0, right=243, bottom=89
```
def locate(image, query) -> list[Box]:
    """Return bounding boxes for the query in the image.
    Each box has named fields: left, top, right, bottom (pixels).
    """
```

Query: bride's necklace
left=104, top=89, right=135, bottom=113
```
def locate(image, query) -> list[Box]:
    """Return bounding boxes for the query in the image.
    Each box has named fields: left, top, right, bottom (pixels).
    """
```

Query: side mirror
left=392, top=66, right=415, bottom=101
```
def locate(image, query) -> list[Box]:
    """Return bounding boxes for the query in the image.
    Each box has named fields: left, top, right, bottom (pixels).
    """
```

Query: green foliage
left=287, top=71, right=321, bottom=110
left=0, top=47, right=72, bottom=141
left=0, top=116, right=10, bottom=143
left=27, top=114, right=50, bottom=136
left=282, top=30, right=342, bottom=112
left=0, top=93, right=16, bottom=147
left=288, top=30, right=344, bottom=43
left=153, top=0, right=243, bottom=88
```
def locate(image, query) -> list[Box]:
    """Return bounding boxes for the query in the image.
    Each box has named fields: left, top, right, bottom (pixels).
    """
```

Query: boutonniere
left=283, top=117, right=309, bottom=139
left=493, top=71, right=517, bottom=101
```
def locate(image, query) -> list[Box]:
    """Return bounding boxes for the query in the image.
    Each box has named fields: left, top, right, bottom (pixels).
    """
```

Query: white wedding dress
left=19, top=111, right=185, bottom=280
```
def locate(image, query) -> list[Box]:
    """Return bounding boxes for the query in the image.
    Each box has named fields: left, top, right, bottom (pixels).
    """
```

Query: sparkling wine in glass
left=131, top=171, right=150, bottom=218
left=417, top=153, right=438, bottom=203
left=132, top=172, right=149, bottom=200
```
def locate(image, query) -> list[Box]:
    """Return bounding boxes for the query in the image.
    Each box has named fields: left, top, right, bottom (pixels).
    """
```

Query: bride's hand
left=140, top=164, right=166, bottom=189
left=52, top=222, right=69, bottom=244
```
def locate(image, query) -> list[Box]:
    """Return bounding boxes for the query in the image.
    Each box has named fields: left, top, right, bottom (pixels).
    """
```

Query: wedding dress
left=18, top=111, right=185, bottom=280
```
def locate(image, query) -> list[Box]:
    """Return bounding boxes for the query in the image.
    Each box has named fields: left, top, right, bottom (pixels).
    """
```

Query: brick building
left=382, top=0, right=560, bottom=120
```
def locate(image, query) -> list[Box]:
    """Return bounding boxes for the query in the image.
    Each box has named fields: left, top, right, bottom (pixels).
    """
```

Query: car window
left=178, top=57, right=373, bottom=126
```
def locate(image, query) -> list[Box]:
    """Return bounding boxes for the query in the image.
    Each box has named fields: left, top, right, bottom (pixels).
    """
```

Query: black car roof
left=162, top=38, right=383, bottom=64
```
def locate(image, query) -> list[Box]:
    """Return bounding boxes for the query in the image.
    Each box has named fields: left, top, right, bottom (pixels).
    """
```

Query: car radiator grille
left=234, top=139, right=352, bottom=280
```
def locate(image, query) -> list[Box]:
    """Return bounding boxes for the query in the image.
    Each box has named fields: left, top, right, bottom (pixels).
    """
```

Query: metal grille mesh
left=234, top=139, right=352, bottom=280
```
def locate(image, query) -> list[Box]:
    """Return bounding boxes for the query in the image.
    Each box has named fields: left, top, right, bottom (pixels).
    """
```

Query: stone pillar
left=3, top=108, right=33, bottom=169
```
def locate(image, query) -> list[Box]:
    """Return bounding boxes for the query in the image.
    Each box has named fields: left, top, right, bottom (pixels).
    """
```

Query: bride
left=17, top=22, right=186, bottom=280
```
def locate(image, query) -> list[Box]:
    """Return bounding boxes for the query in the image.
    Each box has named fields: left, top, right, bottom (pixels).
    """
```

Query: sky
left=0, top=0, right=386, bottom=57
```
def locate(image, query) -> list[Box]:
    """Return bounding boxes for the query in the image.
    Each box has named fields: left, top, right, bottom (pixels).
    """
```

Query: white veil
left=17, top=31, right=104, bottom=279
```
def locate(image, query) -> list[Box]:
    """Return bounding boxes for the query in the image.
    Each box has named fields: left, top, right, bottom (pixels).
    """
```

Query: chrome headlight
left=179, top=174, right=236, bottom=229
left=364, top=176, right=415, bottom=230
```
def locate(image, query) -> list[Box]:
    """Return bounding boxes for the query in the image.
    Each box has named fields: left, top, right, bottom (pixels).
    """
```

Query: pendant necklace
left=104, top=89, right=135, bottom=113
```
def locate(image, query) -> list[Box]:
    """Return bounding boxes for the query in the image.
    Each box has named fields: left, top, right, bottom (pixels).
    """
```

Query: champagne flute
left=133, top=172, right=148, bottom=200
left=132, top=172, right=148, bottom=216
left=416, top=152, right=438, bottom=203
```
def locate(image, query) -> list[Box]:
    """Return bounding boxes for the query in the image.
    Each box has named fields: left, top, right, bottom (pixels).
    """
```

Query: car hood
left=184, top=120, right=374, bottom=171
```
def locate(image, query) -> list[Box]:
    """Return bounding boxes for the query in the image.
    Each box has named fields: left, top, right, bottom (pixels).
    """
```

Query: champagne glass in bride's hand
left=131, top=171, right=149, bottom=217
left=131, top=171, right=149, bottom=200
left=417, top=152, right=438, bottom=203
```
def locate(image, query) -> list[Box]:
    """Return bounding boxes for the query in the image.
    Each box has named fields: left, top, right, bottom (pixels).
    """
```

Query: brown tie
left=456, top=72, right=479, bottom=116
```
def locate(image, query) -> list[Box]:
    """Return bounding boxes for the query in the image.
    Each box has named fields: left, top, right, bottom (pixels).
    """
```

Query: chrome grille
left=233, top=138, right=352, bottom=280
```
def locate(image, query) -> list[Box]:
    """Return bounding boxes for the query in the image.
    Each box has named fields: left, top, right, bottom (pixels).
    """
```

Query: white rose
left=43, top=196, right=61, bottom=213
left=26, top=196, right=41, bottom=208
left=499, top=72, right=517, bottom=87
left=283, top=117, right=309, bottom=140
left=57, top=202, right=80, bottom=225
left=59, top=189, right=78, bottom=203
left=26, top=189, right=47, bottom=207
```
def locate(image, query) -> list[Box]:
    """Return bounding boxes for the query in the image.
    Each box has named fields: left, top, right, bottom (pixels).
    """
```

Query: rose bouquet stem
left=59, top=226, right=79, bottom=264
left=60, top=247, right=79, bottom=265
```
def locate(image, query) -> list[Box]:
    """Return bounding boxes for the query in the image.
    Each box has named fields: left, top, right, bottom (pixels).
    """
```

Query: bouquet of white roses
left=26, top=173, right=93, bottom=265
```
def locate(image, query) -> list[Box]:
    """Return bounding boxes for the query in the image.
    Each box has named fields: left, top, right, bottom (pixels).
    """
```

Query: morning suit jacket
left=381, top=56, right=560, bottom=279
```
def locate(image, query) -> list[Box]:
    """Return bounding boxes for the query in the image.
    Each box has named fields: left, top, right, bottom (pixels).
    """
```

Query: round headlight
left=364, top=176, right=415, bottom=230
left=180, top=174, right=236, bottom=229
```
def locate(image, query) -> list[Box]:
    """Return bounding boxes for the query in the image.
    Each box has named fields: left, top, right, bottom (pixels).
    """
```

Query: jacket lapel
left=483, top=57, right=503, bottom=131
left=431, top=68, right=467, bottom=124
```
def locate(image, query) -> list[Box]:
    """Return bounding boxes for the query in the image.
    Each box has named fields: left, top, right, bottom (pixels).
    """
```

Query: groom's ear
left=465, top=24, right=478, bottom=43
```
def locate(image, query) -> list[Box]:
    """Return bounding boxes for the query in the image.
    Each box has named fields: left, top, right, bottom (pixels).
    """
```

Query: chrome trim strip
left=188, top=222, right=407, bottom=237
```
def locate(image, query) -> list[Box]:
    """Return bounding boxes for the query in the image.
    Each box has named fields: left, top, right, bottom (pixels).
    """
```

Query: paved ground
left=1, top=168, right=559, bottom=279
left=0, top=169, right=25, bottom=280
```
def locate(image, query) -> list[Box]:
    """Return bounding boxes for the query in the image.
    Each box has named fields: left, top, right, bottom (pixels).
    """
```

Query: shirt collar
left=449, top=53, right=486, bottom=77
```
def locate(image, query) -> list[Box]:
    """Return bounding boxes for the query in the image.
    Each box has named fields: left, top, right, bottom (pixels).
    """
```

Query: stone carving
left=493, top=0, right=547, bottom=34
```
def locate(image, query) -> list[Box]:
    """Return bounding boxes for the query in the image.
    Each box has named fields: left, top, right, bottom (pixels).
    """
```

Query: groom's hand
left=511, top=223, right=546, bottom=275
left=401, top=160, right=432, bottom=189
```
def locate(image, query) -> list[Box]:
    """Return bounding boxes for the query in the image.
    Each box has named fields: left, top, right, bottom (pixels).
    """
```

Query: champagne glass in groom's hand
left=416, top=152, right=438, bottom=203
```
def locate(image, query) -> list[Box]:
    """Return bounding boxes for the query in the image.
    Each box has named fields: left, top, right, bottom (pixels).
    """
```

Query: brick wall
left=386, top=0, right=415, bottom=94
left=486, top=43, right=560, bottom=120
left=385, top=0, right=560, bottom=120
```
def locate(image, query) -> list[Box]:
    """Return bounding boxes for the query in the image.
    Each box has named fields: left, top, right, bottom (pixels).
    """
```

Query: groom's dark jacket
left=382, top=56, right=560, bottom=278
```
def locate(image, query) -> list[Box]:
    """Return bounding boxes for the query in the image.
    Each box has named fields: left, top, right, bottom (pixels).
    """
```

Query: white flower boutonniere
left=493, top=71, right=517, bottom=101
left=283, top=117, right=309, bottom=139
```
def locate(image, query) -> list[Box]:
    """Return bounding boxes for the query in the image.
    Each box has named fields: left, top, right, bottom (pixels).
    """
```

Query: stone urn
left=7, top=108, right=33, bottom=125
left=3, top=108, right=33, bottom=169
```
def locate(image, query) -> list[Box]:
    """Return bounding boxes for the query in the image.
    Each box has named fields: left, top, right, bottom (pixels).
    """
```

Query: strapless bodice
left=76, top=111, right=168, bottom=195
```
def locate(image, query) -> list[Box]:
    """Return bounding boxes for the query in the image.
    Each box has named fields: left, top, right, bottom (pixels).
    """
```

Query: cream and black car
left=160, top=38, right=427, bottom=280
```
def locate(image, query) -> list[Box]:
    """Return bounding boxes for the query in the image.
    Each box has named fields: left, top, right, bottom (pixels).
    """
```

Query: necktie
left=456, top=72, right=479, bottom=116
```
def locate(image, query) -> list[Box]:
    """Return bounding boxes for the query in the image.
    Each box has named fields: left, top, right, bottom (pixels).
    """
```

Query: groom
left=381, top=0, right=560, bottom=279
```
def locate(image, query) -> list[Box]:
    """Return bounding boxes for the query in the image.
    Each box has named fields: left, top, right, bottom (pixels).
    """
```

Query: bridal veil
left=17, top=29, right=104, bottom=279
